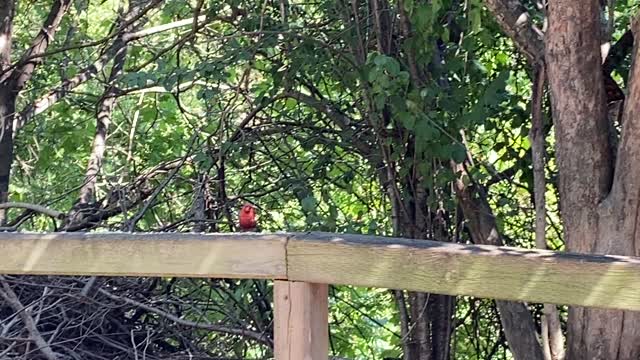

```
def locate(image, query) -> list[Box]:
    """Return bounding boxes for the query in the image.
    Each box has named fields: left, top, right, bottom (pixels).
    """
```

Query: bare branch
left=529, top=65, right=565, bottom=360
left=0, top=276, right=59, bottom=360
left=15, top=1, right=199, bottom=131
left=0, top=202, right=63, bottom=219
left=0, top=0, right=163, bottom=79
left=94, top=285, right=272, bottom=346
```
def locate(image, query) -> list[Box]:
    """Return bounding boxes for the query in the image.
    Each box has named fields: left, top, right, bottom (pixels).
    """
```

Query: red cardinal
left=238, top=203, right=257, bottom=231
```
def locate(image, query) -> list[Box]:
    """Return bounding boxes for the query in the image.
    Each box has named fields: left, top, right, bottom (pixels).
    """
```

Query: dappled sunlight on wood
left=2, top=231, right=640, bottom=310
left=23, top=235, right=52, bottom=273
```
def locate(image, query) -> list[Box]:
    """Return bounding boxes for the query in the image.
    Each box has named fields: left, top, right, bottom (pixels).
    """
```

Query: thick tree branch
left=0, top=0, right=71, bottom=218
left=77, top=37, right=129, bottom=206
left=14, top=49, right=118, bottom=133
left=606, top=17, right=640, bottom=257
left=545, top=1, right=640, bottom=358
left=0, top=0, right=163, bottom=78
left=0, top=202, right=63, bottom=219
left=603, top=30, right=634, bottom=74
left=485, top=0, right=627, bottom=105
left=546, top=0, right=612, bottom=254
left=483, top=0, right=544, bottom=65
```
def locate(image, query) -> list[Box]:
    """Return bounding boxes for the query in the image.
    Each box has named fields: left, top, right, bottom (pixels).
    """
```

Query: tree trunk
left=0, top=0, right=71, bottom=224
left=545, top=1, right=640, bottom=359
left=0, top=90, right=15, bottom=225
left=0, top=0, right=14, bottom=225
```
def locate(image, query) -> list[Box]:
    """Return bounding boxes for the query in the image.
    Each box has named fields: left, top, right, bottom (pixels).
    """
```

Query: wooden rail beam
left=0, top=232, right=287, bottom=278
left=287, top=233, right=640, bottom=311
left=1, top=231, right=640, bottom=310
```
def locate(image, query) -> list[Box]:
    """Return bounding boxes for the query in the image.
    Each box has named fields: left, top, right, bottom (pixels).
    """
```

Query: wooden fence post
left=274, top=280, right=328, bottom=359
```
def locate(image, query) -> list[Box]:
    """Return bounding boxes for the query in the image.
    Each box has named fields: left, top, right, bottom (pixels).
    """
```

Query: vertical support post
left=274, top=280, right=328, bottom=360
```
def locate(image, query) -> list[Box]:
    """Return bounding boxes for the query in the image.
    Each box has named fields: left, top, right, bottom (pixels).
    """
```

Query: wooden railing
left=2, top=231, right=640, bottom=359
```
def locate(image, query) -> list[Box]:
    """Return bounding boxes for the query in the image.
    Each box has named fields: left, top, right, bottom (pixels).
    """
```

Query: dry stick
left=93, top=286, right=271, bottom=346
left=529, top=65, right=565, bottom=360
left=0, top=276, right=59, bottom=360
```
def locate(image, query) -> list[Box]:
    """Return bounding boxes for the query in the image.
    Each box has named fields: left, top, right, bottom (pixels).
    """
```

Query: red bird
left=238, top=203, right=257, bottom=231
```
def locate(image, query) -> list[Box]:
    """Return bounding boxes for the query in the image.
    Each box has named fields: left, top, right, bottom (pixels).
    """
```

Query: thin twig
left=529, top=65, right=565, bottom=360
left=94, top=286, right=272, bottom=346
left=0, top=277, right=59, bottom=360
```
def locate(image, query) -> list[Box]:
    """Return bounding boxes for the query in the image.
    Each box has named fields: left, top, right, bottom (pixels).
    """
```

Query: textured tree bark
left=494, top=300, right=545, bottom=360
left=483, top=0, right=544, bottom=65
left=0, top=0, right=15, bottom=225
left=0, top=91, right=15, bottom=225
left=0, top=0, right=72, bottom=224
left=545, top=1, right=640, bottom=359
left=77, top=45, right=127, bottom=205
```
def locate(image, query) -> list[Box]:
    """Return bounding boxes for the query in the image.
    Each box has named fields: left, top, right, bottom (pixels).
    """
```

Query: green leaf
left=381, top=349, right=402, bottom=358
left=374, top=94, right=386, bottom=109
left=386, top=57, right=400, bottom=75
left=404, top=0, right=414, bottom=13
left=469, top=0, right=482, bottom=32
left=301, top=196, right=317, bottom=212
left=373, top=55, right=388, bottom=66
left=451, top=144, right=468, bottom=163
left=432, top=0, right=441, bottom=17
left=415, top=116, right=436, bottom=155
left=398, top=111, right=416, bottom=130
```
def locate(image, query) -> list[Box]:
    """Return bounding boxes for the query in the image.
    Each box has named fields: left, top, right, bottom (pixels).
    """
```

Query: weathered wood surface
left=0, top=232, right=287, bottom=278
left=274, top=281, right=328, bottom=359
left=287, top=233, right=640, bottom=311
left=2, top=231, right=640, bottom=310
